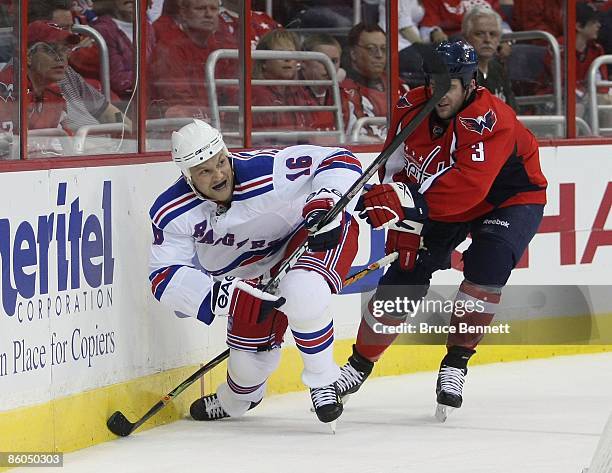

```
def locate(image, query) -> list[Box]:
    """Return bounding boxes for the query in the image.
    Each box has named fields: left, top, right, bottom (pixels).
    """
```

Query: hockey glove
left=360, top=182, right=428, bottom=230
left=386, top=221, right=423, bottom=271
left=211, top=276, right=285, bottom=324
left=302, top=188, right=346, bottom=252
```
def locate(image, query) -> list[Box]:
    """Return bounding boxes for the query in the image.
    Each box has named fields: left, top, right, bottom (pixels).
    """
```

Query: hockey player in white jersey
left=148, top=119, right=362, bottom=425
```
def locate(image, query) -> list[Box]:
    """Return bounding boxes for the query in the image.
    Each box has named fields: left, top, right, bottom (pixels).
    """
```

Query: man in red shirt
left=219, top=0, right=281, bottom=49
left=150, top=0, right=237, bottom=120
left=335, top=40, right=547, bottom=418
left=573, top=2, right=612, bottom=124
left=341, top=23, right=409, bottom=142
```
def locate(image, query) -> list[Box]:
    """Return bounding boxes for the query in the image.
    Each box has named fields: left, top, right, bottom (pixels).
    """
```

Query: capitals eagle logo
left=459, top=109, right=497, bottom=135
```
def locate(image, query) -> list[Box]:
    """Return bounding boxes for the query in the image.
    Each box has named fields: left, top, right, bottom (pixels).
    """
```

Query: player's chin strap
left=106, top=47, right=450, bottom=437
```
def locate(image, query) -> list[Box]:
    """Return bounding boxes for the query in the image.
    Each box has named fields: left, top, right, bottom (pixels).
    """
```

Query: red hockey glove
left=302, top=188, right=346, bottom=252
left=360, top=182, right=427, bottom=229
left=211, top=276, right=285, bottom=324
left=385, top=223, right=423, bottom=271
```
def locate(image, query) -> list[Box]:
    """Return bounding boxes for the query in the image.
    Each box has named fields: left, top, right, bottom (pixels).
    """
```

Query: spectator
left=90, top=0, right=156, bottom=100
left=0, top=21, right=128, bottom=156
left=342, top=23, right=409, bottom=141
left=251, top=29, right=313, bottom=136
left=420, top=0, right=509, bottom=43
left=378, top=0, right=430, bottom=73
left=219, top=0, right=281, bottom=49
left=300, top=33, right=344, bottom=105
left=299, top=33, right=346, bottom=138
left=29, top=0, right=101, bottom=85
left=573, top=2, right=612, bottom=127
left=463, top=6, right=517, bottom=110
left=150, top=0, right=237, bottom=119
left=511, top=0, right=563, bottom=37
left=152, top=0, right=183, bottom=44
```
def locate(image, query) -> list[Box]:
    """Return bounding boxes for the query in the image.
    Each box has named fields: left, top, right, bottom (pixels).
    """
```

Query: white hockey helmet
left=171, top=119, right=229, bottom=198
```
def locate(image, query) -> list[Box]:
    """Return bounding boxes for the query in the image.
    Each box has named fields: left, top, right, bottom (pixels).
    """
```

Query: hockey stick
left=260, top=46, right=450, bottom=296
left=106, top=252, right=399, bottom=437
left=107, top=48, right=449, bottom=437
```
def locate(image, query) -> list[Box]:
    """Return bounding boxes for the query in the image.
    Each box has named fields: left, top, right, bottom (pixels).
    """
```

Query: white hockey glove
left=302, top=188, right=346, bottom=252
left=211, top=276, right=285, bottom=324
left=359, top=182, right=428, bottom=229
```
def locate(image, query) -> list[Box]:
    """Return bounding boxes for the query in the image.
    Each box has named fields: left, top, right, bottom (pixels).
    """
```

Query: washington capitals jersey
left=381, top=87, right=547, bottom=222
left=148, top=145, right=362, bottom=324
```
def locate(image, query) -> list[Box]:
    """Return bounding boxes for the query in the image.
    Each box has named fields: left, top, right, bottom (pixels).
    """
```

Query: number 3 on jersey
left=286, top=155, right=313, bottom=181
left=471, top=142, right=485, bottom=162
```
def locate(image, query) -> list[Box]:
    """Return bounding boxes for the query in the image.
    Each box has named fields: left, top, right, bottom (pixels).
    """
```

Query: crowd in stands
left=1, top=0, right=612, bottom=158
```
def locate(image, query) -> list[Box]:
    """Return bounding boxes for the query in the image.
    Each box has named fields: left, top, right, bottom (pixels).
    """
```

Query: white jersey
left=148, top=145, right=363, bottom=324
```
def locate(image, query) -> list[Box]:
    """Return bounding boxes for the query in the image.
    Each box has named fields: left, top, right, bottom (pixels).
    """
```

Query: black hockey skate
left=434, top=346, right=474, bottom=422
left=310, top=383, right=343, bottom=427
left=336, top=344, right=374, bottom=402
left=190, top=393, right=260, bottom=421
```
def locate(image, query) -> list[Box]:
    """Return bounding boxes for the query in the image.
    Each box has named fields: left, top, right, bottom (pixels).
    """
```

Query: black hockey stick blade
left=107, top=410, right=136, bottom=437
left=106, top=348, right=230, bottom=437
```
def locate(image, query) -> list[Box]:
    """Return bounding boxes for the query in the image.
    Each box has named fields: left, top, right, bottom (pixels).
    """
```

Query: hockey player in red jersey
left=336, top=40, right=547, bottom=419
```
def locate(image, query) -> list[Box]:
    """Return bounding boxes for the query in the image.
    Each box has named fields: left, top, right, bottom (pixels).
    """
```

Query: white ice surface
left=15, top=352, right=612, bottom=473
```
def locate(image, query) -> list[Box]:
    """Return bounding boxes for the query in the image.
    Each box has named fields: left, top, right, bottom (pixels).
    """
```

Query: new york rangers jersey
left=148, top=145, right=362, bottom=324
left=381, top=86, right=547, bottom=222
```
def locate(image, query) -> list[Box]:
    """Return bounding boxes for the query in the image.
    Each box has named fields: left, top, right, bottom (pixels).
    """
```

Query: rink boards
left=0, top=145, right=610, bottom=459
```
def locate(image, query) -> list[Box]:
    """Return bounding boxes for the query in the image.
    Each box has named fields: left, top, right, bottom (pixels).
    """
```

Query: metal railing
left=518, top=115, right=592, bottom=137
left=502, top=30, right=562, bottom=115
left=73, top=123, right=129, bottom=154
left=587, top=55, right=612, bottom=136
left=205, top=49, right=345, bottom=143
left=72, top=24, right=111, bottom=102
left=350, top=116, right=386, bottom=143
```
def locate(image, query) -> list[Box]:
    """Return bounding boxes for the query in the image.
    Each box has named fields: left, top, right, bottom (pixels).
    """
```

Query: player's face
left=351, top=31, right=387, bottom=79
left=182, top=0, right=219, bottom=33
left=190, top=151, right=233, bottom=204
left=466, top=16, right=501, bottom=61
left=432, top=78, right=475, bottom=119
left=302, top=44, right=341, bottom=81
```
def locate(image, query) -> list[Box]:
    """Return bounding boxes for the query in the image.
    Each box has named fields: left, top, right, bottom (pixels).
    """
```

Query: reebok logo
left=482, top=218, right=509, bottom=228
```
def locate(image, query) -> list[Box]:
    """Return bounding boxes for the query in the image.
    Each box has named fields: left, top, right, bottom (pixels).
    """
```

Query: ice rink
left=15, top=352, right=612, bottom=473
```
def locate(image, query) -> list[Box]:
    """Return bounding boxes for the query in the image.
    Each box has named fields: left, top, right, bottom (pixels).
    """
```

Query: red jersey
left=251, top=84, right=312, bottom=131
left=421, top=0, right=502, bottom=38
left=575, top=40, right=609, bottom=95
left=381, top=87, right=547, bottom=222
left=512, top=0, right=563, bottom=37
left=0, top=65, right=68, bottom=132
left=219, top=9, right=281, bottom=49
left=341, top=72, right=409, bottom=141
left=150, top=24, right=238, bottom=118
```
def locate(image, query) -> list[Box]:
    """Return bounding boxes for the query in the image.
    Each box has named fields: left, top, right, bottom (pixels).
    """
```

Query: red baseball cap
left=28, top=21, right=80, bottom=48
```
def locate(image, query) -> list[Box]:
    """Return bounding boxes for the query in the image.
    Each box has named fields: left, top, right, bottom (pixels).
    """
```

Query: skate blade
left=435, top=403, right=455, bottom=422
left=329, top=420, right=337, bottom=434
